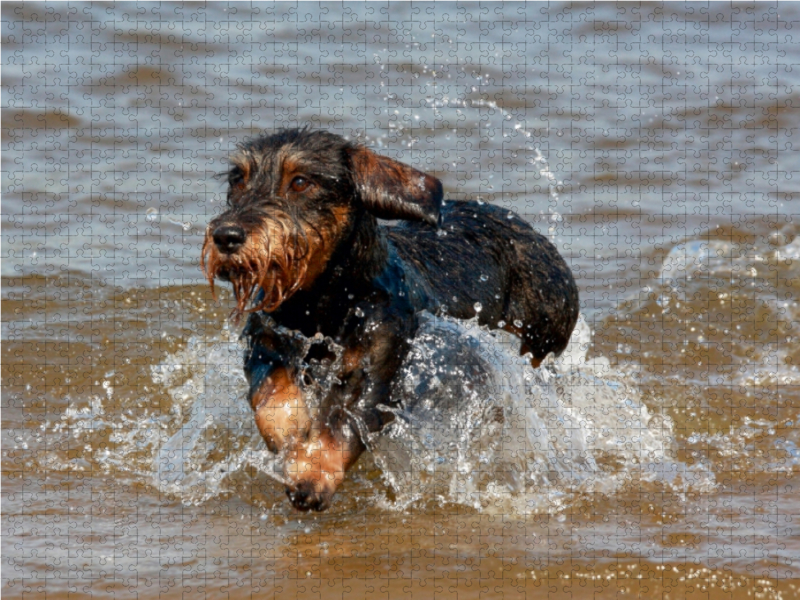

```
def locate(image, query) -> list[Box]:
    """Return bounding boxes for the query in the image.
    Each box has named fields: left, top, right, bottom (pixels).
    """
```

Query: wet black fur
left=209, top=128, right=579, bottom=510
left=389, top=202, right=579, bottom=360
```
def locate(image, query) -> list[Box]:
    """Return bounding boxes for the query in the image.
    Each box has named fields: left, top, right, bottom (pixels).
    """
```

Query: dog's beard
left=201, top=216, right=310, bottom=322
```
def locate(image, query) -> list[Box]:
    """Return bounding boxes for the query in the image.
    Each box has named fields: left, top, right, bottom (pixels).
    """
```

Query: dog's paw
left=285, top=481, right=333, bottom=512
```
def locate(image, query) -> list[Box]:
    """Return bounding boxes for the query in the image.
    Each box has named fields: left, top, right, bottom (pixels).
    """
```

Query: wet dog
left=202, top=128, right=579, bottom=511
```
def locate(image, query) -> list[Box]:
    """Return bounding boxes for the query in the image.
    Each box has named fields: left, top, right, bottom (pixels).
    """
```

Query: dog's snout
left=286, top=482, right=330, bottom=512
left=213, top=225, right=246, bottom=254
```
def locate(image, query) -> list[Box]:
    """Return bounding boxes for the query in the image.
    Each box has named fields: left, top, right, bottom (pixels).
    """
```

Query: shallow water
left=4, top=3, right=800, bottom=598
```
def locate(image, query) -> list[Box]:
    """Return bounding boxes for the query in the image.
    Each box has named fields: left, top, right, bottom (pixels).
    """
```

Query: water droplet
left=479, top=274, right=488, bottom=282
left=355, top=307, right=364, bottom=318
left=473, top=302, right=483, bottom=313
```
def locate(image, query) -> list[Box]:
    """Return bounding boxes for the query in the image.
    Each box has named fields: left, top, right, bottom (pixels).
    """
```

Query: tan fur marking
left=250, top=367, right=310, bottom=453
left=202, top=209, right=310, bottom=319
left=279, top=155, right=300, bottom=193
left=299, top=205, right=352, bottom=289
left=342, top=346, right=364, bottom=372
left=284, top=429, right=359, bottom=496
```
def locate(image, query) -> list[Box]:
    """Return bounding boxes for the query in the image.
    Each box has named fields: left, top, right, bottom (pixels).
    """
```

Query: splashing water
left=142, top=310, right=706, bottom=513
left=370, top=313, right=694, bottom=513
left=150, top=332, right=281, bottom=504
left=418, top=95, right=564, bottom=241
left=364, top=87, right=565, bottom=242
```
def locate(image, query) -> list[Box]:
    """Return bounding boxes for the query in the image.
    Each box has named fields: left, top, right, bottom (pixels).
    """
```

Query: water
left=138, top=314, right=689, bottom=515
left=373, top=314, right=692, bottom=513
left=4, top=3, right=800, bottom=598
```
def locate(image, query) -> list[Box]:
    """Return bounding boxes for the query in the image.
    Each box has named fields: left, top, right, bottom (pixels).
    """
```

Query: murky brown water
left=4, top=3, right=800, bottom=598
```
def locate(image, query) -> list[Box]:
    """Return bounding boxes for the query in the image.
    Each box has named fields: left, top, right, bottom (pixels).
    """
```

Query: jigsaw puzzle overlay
left=3, top=3, right=799, bottom=598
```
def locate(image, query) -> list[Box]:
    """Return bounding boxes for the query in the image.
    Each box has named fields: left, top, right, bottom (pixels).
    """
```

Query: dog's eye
left=289, top=176, right=313, bottom=194
left=229, top=168, right=245, bottom=189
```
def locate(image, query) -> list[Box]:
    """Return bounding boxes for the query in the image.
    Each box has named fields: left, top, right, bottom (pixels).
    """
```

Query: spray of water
left=138, top=309, right=709, bottom=513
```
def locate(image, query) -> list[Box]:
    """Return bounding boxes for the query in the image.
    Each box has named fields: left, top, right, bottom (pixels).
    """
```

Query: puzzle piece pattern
left=3, top=3, right=799, bottom=598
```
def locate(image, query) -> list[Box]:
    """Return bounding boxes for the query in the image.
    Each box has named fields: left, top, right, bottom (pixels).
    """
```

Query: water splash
left=141, top=311, right=709, bottom=512
left=416, top=95, right=564, bottom=240
left=371, top=313, right=692, bottom=513
left=150, top=332, right=272, bottom=504
left=34, top=309, right=708, bottom=513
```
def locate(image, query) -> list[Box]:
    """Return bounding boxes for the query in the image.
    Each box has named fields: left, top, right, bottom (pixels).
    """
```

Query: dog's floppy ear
left=347, top=147, right=443, bottom=226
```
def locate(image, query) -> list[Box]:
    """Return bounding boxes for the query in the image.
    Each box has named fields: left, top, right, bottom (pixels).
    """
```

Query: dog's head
left=202, top=128, right=443, bottom=318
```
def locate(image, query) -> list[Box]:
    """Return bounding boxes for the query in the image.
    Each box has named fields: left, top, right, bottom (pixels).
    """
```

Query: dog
left=202, top=128, right=579, bottom=511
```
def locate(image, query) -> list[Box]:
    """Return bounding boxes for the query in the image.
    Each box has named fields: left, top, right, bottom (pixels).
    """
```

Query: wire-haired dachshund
left=202, top=128, right=579, bottom=511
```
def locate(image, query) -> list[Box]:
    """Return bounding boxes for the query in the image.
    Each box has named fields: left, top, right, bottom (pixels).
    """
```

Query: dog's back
left=389, top=200, right=579, bottom=364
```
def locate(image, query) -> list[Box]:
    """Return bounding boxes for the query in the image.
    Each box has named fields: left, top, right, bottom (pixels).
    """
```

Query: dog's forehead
left=278, top=146, right=338, bottom=172
left=231, top=138, right=347, bottom=179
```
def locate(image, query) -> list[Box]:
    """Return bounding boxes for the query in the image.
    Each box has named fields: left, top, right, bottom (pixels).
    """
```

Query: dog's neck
left=335, top=209, right=389, bottom=284
left=270, top=210, right=390, bottom=332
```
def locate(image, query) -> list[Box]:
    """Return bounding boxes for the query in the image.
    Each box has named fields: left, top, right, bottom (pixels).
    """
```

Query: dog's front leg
left=249, top=363, right=310, bottom=454
left=284, top=307, right=415, bottom=511
left=243, top=316, right=310, bottom=454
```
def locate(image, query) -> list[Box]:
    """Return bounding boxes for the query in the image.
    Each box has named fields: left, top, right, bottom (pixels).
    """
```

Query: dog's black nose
left=213, top=225, right=246, bottom=254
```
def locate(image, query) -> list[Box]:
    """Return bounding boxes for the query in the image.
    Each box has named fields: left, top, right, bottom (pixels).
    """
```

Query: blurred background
left=3, top=3, right=800, bottom=598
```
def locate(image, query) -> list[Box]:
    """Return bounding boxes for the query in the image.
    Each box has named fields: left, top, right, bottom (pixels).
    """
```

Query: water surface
left=3, top=3, right=800, bottom=598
